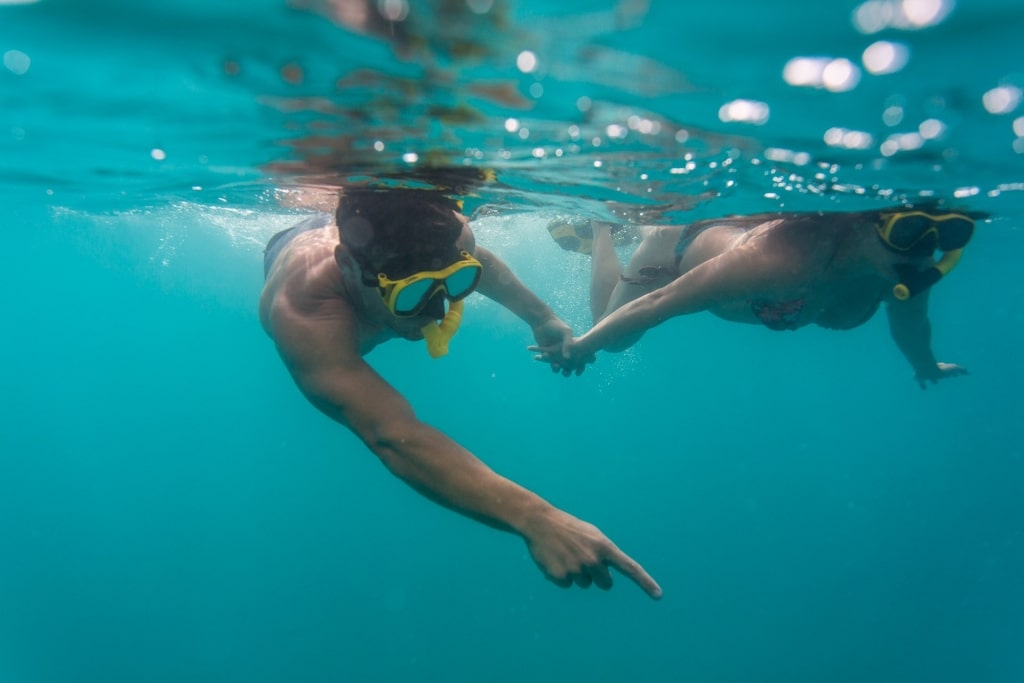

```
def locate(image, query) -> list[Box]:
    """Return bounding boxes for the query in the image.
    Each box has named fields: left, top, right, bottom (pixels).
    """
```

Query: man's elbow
left=353, top=418, right=425, bottom=475
left=302, top=385, right=427, bottom=474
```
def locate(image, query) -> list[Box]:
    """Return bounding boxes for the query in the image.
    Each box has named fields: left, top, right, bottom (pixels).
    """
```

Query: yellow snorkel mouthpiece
left=892, top=283, right=911, bottom=301
left=892, top=248, right=964, bottom=301
left=421, top=300, right=464, bottom=358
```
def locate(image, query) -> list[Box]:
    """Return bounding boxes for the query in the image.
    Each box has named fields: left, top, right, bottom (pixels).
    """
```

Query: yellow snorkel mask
left=876, top=210, right=975, bottom=300
left=375, top=250, right=483, bottom=358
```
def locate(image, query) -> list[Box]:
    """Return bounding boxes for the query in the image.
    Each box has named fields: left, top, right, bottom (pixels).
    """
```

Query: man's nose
left=422, top=291, right=447, bottom=320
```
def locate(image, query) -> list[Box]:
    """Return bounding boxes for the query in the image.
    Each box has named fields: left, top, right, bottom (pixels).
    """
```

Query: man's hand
left=521, top=508, right=662, bottom=600
left=528, top=317, right=588, bottom=376
left=916, top=361, right=969, bottom=389
left=530, top=315, right=572, bottom=354
left=529, top=335, right=597, bottom=377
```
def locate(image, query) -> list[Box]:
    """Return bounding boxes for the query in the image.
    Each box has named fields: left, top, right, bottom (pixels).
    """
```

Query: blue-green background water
left=2, top=1, right=1023, bottom=681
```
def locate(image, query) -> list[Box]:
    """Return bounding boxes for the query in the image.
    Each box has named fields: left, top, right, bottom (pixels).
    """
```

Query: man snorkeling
left=260, top=187, right=661, bottom=599
left=539, top=207, right=976, bottom=388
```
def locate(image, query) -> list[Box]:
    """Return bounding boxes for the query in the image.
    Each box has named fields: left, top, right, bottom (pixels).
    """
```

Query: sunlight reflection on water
left=246, top=0, right=1023, bottom=226
left=2, top=0, right=1021, bottom=225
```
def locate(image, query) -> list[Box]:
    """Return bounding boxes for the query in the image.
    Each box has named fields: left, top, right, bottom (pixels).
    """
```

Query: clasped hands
left=528, top=318, right=596, bottom=377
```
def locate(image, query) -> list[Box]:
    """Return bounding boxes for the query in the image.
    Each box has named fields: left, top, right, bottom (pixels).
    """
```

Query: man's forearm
left=367, top=419, right=554, bottom=535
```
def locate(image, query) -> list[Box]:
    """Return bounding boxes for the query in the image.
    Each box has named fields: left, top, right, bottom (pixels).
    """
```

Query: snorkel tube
left=421, top=300, right=464, bottom=358
left=892, top=249, right=963, bottom=301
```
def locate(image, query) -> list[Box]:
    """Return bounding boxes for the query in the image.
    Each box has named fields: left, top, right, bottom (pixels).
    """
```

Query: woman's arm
left=885, top=289, right=967, bottom=388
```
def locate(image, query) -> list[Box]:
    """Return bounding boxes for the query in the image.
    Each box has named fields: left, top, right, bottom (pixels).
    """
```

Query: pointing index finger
left=605, top=547, right=662, bottom=600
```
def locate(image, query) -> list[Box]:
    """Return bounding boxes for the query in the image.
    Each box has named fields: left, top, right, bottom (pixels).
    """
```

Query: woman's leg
left=589, top=221, right=623, bottom=324
left=595, top=225, right=682, bottom=323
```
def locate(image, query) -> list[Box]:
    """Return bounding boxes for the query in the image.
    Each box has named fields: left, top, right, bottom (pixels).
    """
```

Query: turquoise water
left=3, top=1, right=1023, bottom=681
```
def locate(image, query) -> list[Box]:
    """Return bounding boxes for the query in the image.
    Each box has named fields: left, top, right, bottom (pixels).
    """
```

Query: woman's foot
left=547, top=217, right=636, bottom=254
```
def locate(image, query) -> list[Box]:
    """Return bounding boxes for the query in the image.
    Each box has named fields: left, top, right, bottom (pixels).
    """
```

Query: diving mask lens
left=936, top=215, right=974, bottom=251
left=392, top=279, right=436, bottom=315
left=885, top=213, right=937, bottom=250
left=442, top=264, right=480, bottom=301
left=379, top=251, right=482, bottom=317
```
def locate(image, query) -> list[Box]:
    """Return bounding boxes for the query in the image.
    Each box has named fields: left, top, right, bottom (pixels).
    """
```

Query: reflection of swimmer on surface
left=296, top=0, right=513, bottom=61
left=538, top=207, right=978, bottom=388
left=260, top=187, right=662, bottom=598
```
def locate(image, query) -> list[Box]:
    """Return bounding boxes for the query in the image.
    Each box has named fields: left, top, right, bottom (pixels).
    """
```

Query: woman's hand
left=916, top=361, right=969, bottom=389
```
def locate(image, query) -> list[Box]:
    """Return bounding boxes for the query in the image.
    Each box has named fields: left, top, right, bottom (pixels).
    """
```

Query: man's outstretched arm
left=266, top=293, right=662, bottom=598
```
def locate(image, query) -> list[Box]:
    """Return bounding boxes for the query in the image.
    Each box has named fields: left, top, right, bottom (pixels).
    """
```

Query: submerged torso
left=671, top=213, right=895, bottom=331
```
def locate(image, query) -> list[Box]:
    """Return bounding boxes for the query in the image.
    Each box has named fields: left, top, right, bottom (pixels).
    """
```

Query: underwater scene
left=2, top=0, right=1023, bottom=681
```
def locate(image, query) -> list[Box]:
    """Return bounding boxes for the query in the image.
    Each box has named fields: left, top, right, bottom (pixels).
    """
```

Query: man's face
left=372, top=246, right=482, bottom=323
left=348, top=209, right=479, bottom=324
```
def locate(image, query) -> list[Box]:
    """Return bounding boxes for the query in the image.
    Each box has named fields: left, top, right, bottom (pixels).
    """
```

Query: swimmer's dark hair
left=337, top=188, right=464, bottom=279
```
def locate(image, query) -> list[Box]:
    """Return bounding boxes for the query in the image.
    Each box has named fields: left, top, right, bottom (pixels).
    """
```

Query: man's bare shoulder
left=267, top=222, right=340, bottom=276
left=260, top=223, right=354, bottom=332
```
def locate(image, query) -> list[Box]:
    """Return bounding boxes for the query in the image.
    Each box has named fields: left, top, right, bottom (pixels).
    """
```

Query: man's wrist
left=526, top=306, right=557, bottom=329
left=507, top=498, right=556, bottom=537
